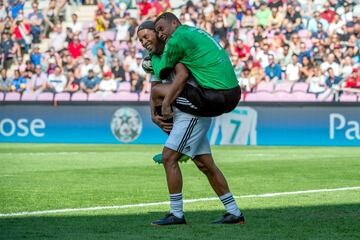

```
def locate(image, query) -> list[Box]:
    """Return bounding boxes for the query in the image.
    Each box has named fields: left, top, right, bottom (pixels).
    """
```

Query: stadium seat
left=255, top=82, right=274, bottom=93
left=103, top=93, right=122, bottom=101
left=293, top=92, right=317, bottom=102
left=118, top=92, right=139, bottom=101
left=118, top=81, right=131, bottom=92
left=317, top=92, right=335, bottom=102
left=273, top=92, right=295, bottom=101
left=71, top=92, right=88, bottom=101
left=54, top=92, right=71, bottom=101
left=139, top=93, right=150, bottom=101
left=244, top=92, right=274, bottom=102
left=274, top=82, right=293, bottom=93
left=339, top=94, right=358, bottom=102
left=5, top=92, right=21, bottom=101
left=37, top=92, right=54, bottom=101
left=292, top=82, right=309, bottom=92
left=88, top=92, right=103, bottom=101
left=21, top=92, right=37, bottom=101
left=0, top=92, right=4, bottom=101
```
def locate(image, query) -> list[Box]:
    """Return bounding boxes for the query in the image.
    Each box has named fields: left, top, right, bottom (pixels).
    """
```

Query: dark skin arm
left=161, top=63, right=189, bottom=119
left=150, top=81, right=173, bottom=133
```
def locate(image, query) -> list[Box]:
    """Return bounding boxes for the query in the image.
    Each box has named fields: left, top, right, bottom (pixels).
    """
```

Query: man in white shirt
left=286, top=53, right=301, bottom=82
left=66, top=13, right=82, bottom=35
left=46, top=66, right=67, bottom=93
left=49, top=24, right=67, bottom=52
left=80, top=56, right=94, bottom=78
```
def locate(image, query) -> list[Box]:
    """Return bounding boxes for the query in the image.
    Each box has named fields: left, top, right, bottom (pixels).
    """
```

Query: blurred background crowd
left=0, top=0, right=359, bottom=101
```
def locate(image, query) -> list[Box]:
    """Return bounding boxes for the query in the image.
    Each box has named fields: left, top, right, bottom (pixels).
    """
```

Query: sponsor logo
left=329, top=113, right=360, bottom=140
left=0, top=118, right=45, bottom=137
left=111, top=107, right=143, bottom=143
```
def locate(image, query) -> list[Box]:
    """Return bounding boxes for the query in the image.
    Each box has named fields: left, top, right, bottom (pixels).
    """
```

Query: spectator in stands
left=123, top=47, right=137, bottom=72
left=308, top=66, right=326, bottom=94
left=111, top=58, right=126, bottom=82
left=328, top=14, right=345, bottom=35
left=268, top=6, right=284, bottom=29
left=129, top=53, right=147, bottom=78
left=265, top=54, right=282, bottom=82
left=68, top=35, right=84, bottom=59
left=28, top=2, right=44, bottom=44
left=286, top=54, right=301, bottom=82
left=9, top=0, right=25, bottom=19
left=137, top=0, right=152, bottom=20
left=279, top=43, right=293, bottom=70
left=46, top=65, right=67, bottom=93
left=241, top=8, right=256, bottom=30
left=129, top=71, right=144, bottom=95
left=283, top=4, right=302, bottom=31
left=299, top=56, right=314, bottom=82
left=321, top=1, right=336, bottom=24
left=49, top=24, right=67, bottom=52
left=115, top=17, right=130, bottom=42
left=341, top=55, right=355, bottom=78
left=13, top=15, right=31, bottom=55
left=212, top=13, right=227, bottom=42
left=10, top=69, right=26, bottom=93
left=30, top=47, right=42, bottom=66
left=80, top=69, right=100, bottom=93
left=0, top=32, right=18, bottom=70
left=99, top=71, right=117, bottom=92
left=91, top=34, right=105, bottom=56
left=64, top=69, right=80, bottom=93
left=233, top=39, right=250, bottom=61
left=0, top=69, right=10, bottom=92
left=27, top=65, right=47, bottom=94
left=326, top=67, right=342, bottom=88
left=308, top=11, right=329, bottom=33
left=80, top=56, right=94, bottom=78
left=0, top=2, right=7, bottom=21
left=343, top=68, right=360, bottom=89
left=95, top=8, right=110, bottom=32
left=255, top=2, right=271, bottom=27
left=44, top=0, right=61, bottom=37
left=298, top=42, right=312, bottom=64
left=238, top=67, right=256, bottom=92
left=67, top=13, right=82, bottom=35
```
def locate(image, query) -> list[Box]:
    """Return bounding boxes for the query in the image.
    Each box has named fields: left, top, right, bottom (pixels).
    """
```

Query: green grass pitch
left=0, top=144, right=359, bottom=240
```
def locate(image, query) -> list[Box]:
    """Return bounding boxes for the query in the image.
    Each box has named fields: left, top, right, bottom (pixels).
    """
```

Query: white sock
left=170, top=193, right=183, bottom=218
left=219, top=192, right=241, bottom=217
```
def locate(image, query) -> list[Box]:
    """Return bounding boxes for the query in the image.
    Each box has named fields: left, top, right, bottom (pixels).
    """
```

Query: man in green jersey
left=137, top=21, right=244, bottom=226
left=150, top=12, right=241, bottom=120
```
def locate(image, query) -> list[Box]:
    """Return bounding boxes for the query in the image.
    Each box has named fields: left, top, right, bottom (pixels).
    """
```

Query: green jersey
left=151, top=25, right=238, bottom=90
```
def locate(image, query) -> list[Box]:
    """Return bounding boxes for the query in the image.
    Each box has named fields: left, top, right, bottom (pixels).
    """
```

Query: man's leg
left=193, top=153, right=244, bottom=224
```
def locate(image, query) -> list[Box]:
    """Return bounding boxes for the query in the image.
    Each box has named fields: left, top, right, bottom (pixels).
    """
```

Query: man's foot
left=153, top=153, right=190, bottom=164
left=151, top=213, right=186, bottom=226
left=212, top=212, right=245, bottom=224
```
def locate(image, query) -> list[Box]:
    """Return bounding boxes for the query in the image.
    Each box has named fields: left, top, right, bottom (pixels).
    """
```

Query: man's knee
left=193, top=155, right=214, bottom=175
left=162, top=148, right=181, bottom=166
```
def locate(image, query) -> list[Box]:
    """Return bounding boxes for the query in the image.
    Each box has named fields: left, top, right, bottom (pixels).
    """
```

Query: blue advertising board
left=0, top=104, right=359, bottom=146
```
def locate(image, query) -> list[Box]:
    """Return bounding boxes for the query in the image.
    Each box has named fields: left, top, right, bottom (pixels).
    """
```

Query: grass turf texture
left=0, top=144, right=359, bottom=239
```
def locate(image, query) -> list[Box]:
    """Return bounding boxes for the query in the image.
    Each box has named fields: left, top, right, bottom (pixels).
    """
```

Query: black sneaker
left=212, top=212, right=245, bottom=224
left=151, top=213, right=186, bottom=226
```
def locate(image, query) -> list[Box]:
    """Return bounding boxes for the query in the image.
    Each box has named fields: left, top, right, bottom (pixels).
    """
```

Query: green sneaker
left=152, top=153, right=190, bottom=164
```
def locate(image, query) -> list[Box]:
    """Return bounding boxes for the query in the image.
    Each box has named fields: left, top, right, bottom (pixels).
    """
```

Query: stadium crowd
left=0, top=0, right=359, bottom=101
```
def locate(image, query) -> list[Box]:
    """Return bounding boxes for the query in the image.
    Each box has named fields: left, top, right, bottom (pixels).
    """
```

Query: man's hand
left=152, top=114, right=173, bottom=134
left=161, top=102, right=173, bottom=120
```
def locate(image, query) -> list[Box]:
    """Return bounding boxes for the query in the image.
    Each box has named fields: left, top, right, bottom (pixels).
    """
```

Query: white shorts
left=165, top=107, right=212, bottom=159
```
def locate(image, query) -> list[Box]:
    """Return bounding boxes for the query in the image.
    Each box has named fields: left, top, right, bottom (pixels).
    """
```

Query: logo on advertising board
left=111, top=107, right=143, bottom=143
left=210, top=106, right=258, bottom=145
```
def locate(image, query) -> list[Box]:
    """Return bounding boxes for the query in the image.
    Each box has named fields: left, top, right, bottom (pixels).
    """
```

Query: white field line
left=1, top=186, right=359, bottom=217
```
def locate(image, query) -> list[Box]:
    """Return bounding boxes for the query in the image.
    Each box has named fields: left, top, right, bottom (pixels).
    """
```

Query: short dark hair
left=154, top=12, right=181, bottom=25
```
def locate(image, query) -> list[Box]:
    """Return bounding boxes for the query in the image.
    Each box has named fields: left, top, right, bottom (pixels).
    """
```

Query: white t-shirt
left=238, top=76, right=256, bottom=92
left=116, top=23, right=130, bottom=41
left=49, top=32, right=67, bottom=52
left=99, top=79, right=117, bottom=92
left=308, top=75, right=326, bottom=93
left=48, top=74, right=67, bottom=93
left=67, top=21, right=83, bottom=34
left=80, top=63, right=94, bottom=77
left=286, top=63, right=301, bottom=82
